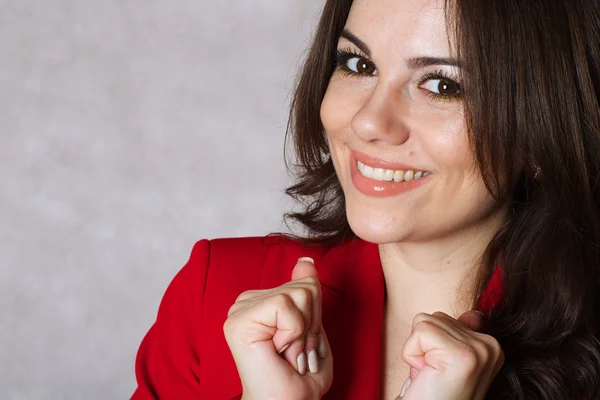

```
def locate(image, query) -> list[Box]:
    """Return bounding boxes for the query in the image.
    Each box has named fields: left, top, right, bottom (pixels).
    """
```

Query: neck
left=379, top=212, right=504, bottom=326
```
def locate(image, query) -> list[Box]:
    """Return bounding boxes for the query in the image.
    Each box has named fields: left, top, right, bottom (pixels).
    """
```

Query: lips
left=351, top=149, right=426, bottom=171
left=348, top=150, right=430, bottom=197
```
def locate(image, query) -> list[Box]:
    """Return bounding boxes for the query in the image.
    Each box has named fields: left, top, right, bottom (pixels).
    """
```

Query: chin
left=345, top=202, right=410, bottom=245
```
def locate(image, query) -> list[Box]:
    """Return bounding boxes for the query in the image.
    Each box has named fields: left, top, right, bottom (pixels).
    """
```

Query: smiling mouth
left=357, top=161, right=430, bottom=182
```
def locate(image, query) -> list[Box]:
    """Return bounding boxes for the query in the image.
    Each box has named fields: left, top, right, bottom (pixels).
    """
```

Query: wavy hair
left=284, top=0, right=600, bottom=398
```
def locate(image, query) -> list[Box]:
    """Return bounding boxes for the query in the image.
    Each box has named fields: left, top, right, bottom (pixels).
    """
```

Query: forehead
left=344, top=0, right=451, bottom=57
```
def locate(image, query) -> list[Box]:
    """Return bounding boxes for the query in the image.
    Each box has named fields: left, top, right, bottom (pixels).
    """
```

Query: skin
left=225, top=0, right=505, bottom=398
left=321, top=0, right=507, bottom=395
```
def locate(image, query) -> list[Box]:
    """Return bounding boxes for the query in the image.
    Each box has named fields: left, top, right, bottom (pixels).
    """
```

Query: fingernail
left=297, top=257, right=314, bottom=264
left=296, top=351, right=307, bottom=375
left=307, top=349, right=319, bottom=373
left=399, top=377, right=411, bottom=397
left=317, top=334, right=327, bottom=358
left=277, top=343, right=291, bottom=354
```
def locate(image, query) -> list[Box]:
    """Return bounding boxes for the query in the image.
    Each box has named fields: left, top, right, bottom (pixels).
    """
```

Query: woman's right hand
left=224, top=257, right=333, bottom=400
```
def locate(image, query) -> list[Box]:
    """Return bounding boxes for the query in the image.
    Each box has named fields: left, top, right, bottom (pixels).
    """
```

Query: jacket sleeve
left=131, top=240, right=210, bottom=400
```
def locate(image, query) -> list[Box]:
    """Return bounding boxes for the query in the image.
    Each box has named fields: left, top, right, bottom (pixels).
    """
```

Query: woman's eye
left=420, top=78, right=461, bottom=97
left=346, top=56, right=377, bottom=75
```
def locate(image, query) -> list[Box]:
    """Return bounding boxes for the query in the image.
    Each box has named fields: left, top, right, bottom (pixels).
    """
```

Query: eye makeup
left=334, top=48, right=463, bottom=102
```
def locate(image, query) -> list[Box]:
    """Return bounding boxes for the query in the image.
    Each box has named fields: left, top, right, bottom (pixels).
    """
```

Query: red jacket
left=132, top=236, right=502, bottom=399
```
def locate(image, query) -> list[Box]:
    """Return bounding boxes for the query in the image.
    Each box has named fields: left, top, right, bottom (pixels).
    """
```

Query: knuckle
left=226, top=304, right=238, bottom=318
left=490, top=338, right=503, bottom=354
left=234, top=289, right=258, bottom=303
left=301, top=275, right=320, bottom=286
left=479, top=334, right=503, bottom=355
left=456, top=346, right=479, bottom=372
left=489, top=338, right=504, bottom=361
left=432, top=311, right=448, bottom=319
left=413, top=312, right=431, bottom=326
left=272, top=292, right=295, bottom=309
left=414, top=319, right=437, bottom=333
left=305, top=277, right=323, bottom=297
left=294, top=287, right=312, bottom=309
left=498, top=348, right=506, bottom=365
left=222, top=317, right=237, bottom=337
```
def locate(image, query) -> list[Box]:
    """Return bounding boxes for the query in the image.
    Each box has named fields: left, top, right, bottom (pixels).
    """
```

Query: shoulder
left=188, top=235, right=335, bottom=294
left=132, top=235, right=377, bottom=398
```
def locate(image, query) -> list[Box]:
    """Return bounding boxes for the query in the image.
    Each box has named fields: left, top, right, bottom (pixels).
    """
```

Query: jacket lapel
left=318, top=240, right=385, bottom=400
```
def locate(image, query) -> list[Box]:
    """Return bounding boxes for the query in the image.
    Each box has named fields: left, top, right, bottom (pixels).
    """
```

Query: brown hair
left=284, top=0, right=600, bottom=397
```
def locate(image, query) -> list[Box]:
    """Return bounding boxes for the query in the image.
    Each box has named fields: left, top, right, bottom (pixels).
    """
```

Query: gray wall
left=0, top=1, right=322, bottom=398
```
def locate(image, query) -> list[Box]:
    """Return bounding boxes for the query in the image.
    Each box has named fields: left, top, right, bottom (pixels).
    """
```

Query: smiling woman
left=132, top=0, right=600, bottom=399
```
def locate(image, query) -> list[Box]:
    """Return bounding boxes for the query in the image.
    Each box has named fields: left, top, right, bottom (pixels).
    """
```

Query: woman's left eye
left=419, top=78, right=461, bottom=98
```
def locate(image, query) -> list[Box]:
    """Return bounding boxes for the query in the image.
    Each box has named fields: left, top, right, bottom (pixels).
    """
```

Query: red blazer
left=132, top=235, right=502, bottom=400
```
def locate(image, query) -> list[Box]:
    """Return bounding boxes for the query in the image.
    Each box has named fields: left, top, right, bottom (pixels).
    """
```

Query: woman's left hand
left=398, top=310, right=504, bottom=400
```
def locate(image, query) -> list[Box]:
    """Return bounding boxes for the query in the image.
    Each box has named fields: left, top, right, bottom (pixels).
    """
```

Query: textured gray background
left=0, top=1, right=322, bottom=398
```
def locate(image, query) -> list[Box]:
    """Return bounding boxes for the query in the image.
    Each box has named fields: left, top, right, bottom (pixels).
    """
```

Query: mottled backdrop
left=0, top=1, right=322, bottom=398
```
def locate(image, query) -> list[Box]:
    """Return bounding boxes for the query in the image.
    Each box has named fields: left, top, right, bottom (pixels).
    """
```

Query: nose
left=350, top=81, right=410, bottom=146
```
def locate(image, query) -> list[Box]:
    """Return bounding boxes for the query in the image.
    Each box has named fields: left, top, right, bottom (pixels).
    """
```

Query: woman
left=132, top=0, right=600, bottom=398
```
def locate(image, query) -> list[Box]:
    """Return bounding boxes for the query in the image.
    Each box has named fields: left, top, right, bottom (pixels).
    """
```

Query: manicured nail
left=297, top=351, right=307, bottom=375
left=278, top=343, right=291, bottom=354
left=317, top=334, right=327, bottom=358
left=297, top=257, right=314, bottom=264
left=399, top=377, right=411, bottom=397
left=307, top=349, right=319, bottom=373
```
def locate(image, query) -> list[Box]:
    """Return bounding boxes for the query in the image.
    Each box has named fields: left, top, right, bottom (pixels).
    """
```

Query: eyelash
left=334, top=48, right=462, bottom=102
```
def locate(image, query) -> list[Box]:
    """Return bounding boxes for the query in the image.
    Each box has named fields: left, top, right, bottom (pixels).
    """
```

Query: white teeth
left=357, top=161, right=428, bottom=182
left=393, top=170, right=404, bottom=182
left=383, top=169, right=394, bottom=182
left=362, top=164, right=373, bottom=179
left=373, top=168, right=385, bottom=180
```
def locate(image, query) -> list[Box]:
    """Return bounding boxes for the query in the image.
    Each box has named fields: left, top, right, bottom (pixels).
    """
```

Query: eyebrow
left=406, top=57, right=461, bottom=68
left=339, top=29, right=461, bottom=69
left=340, top=29, right=372, bottom=56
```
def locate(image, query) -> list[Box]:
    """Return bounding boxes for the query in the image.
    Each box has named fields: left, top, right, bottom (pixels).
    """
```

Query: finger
left=224, top=292, right=306, bottom=356
left=409, top=366, right=418, bottom=380
left=418, top=312, right=481, bottom=342
left=284, top=285, right=313, bottom=332
left=280, top=337, right=308, bottom=375
left=259, top=293, right=307, bottom=351
left=457, top=310, right=483, bottom=332
left=401, top=319, right=460, bottom=373
left=292, top=258, right=323, bottom=350
left=301, top=327, right=334, bottom=396
left=277, top=284, right=314, bottom=374
left=291, top=257, right=317, bottom=281
left=412, top=312, right=465, bottom=342
left=286, top=258, right=324, bottom=374
left=312, top=327, right=334, bottom=395
left=282, top=328, right=330, bottom=376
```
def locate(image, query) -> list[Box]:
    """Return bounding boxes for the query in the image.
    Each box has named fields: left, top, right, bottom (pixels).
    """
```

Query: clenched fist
left=398, top=311, right=504, bottom=399
left=224, top=257, right=333, bottom=400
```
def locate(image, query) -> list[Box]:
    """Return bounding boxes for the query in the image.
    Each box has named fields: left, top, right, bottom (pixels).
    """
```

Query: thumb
left=291, top=257, right=318, bottom=281
left=457, top=310, right=484, bottom=332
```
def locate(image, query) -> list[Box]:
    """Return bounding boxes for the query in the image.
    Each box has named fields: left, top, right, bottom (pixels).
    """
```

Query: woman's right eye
left=335, top=50, right=377, bottom=76
left=346, top=56, right=377, bottom=75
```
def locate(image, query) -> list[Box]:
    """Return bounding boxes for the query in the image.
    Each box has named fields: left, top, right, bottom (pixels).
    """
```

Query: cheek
left=425, top=113, right=474, bottom=173
left=320, top=77, right=367, bottom=140
left=320, top=83, right=345, bottom=139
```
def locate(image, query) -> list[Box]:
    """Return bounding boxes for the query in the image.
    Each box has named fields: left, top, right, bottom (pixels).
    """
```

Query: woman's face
left=321, top=0, right=502, bottom=244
